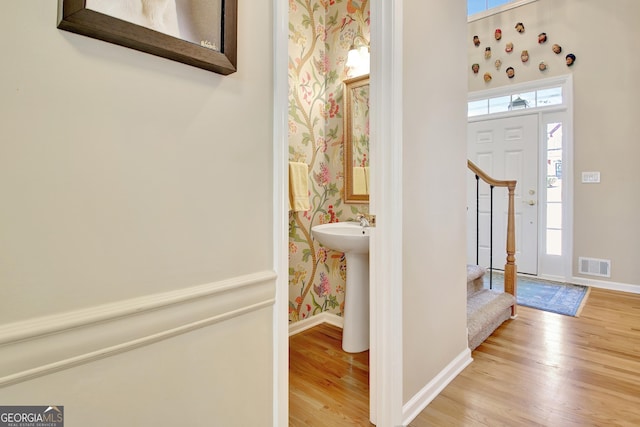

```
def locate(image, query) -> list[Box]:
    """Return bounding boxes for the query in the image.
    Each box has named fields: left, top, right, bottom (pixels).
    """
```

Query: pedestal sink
left=311, top=222, right=370, bottom=353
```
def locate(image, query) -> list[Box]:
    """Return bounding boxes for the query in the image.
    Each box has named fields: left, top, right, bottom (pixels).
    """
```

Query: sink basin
left=311, top=222, right=370, bottom=254
left=311, top=221, right=370, bottom=353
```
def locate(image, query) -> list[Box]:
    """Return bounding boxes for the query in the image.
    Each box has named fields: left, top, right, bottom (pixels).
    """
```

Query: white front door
left=467, top=114, right=539, bottom=275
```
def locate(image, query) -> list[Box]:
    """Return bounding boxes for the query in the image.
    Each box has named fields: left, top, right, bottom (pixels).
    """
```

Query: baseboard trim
left=402, top=348, right=473, bottom=426
left=0, top=270, right=276, bottom=388
left=288, top=312, right=343, bottom=336
left=571, top=276, right=640, bottom=294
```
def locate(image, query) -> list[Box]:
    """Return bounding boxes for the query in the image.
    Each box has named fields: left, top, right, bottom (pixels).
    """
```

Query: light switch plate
left=582, top=171, right=600, bottom=183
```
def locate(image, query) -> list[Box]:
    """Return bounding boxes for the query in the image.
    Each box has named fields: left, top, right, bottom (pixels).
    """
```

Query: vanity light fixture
left=346, top=34, right=370, bottom=77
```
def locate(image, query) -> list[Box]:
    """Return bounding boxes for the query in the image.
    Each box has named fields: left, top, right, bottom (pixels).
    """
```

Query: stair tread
left=466, top=264, right=486, bottom=282
left=468, top=290, right=514, bottom=327
left=468, top=290, right=515, bottom=314
left=466, top=265, right=515, bottom=350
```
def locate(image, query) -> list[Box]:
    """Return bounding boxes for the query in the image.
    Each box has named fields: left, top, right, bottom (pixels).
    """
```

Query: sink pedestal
left=342, top=252, right=370, bottom=353
left=310, top=222, right=370, bottom=353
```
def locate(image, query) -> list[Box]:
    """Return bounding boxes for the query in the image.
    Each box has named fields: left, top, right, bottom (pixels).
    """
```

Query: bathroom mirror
left=343, top=74, right=370, bottom=204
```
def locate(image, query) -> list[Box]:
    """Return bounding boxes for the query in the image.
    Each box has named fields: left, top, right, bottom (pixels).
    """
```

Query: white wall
left=1, top=307, right=274, bottom=426
left=402, top=0, right=470, bottom=417
left=468, top=0, right=640, bottom=288
left=0, top=2, right=276, bottom=425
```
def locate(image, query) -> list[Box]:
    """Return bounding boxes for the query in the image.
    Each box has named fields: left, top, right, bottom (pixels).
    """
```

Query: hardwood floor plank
left=290, top=288, right=640, bottom=426
left=289, top=324, right=372, bottom=426
left=413, top=288, right=640, bottom=426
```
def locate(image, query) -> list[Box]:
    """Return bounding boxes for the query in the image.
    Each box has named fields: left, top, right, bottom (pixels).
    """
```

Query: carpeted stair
left=467, top=265, right=515, bottom=350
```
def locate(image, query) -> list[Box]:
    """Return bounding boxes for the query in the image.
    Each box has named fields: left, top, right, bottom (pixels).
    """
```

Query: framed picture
left=58, top=0, right=237, bottom=75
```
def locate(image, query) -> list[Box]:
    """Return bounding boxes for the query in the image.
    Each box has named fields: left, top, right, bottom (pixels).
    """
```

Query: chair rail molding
left=0, top=270, right=276, bottom=388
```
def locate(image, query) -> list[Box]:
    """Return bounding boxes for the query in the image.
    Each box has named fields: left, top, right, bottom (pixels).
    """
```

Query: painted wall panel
left=403, top=0, right=470, bottom=404
left=0, top=1, right=275, bottom=424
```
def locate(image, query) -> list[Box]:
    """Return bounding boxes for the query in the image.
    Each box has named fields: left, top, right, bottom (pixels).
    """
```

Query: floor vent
left=579, top=257, right=611, bottom=278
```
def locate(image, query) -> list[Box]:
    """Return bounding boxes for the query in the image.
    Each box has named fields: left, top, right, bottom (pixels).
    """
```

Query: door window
left=545, top=122, right=563, bottom=256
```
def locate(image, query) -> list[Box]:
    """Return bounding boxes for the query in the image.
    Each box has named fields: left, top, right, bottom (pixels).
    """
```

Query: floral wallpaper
left=288, top=0, right=370, bottom=323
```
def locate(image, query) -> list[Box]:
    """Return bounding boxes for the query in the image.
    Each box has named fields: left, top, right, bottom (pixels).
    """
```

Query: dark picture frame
left=58, top=0, right=237, bottom=75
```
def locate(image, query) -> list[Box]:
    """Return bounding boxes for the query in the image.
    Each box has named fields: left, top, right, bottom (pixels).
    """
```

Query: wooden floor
left=289, top=323, right=372, bottom=426
left=289, top=288, right=640, bottom=426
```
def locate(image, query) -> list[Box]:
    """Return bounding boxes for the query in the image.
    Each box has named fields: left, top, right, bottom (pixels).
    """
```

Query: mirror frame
left=343, top=74, right=370, bottom=204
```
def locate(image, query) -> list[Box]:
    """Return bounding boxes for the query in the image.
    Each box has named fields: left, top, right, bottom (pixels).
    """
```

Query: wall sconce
left=346, top=35, right=370, bottom=77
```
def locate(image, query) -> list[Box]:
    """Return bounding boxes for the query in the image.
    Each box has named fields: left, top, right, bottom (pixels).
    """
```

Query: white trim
left=273, top=0, right=289, bottom=425
left=0, top=271, right=276, bottom=388
left=288, top=312, right=344, bottom=336
left=561, top=75, right=574, bottom=281
left=402, top=349, right=473, bottom=425
left=468, top=75, right=571, bottom=102
left=571, top=276, right=640, bottom=295
left=468, top=0, right=538, bottom=22
left=370, top=0, right=404, bottom=425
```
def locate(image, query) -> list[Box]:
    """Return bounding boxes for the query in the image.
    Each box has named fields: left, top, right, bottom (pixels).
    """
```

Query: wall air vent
left=578, top=257, right=611, bottom=278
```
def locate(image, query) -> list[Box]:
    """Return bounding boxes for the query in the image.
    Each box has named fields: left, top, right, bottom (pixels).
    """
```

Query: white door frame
left=273, top=0, right=290, bottom=426
left=369, top=0, right=404, bottom=425
left=468, top=75, right=574, bottom=282
left=273, top=0, right=405, bottom=425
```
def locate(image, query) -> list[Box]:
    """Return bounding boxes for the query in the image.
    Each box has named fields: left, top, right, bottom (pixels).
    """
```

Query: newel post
left=504, top=182, right=518, bottom=317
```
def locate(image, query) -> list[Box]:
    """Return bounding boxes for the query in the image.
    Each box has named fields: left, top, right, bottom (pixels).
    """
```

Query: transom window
left=468, top=86, right=563, bottom=117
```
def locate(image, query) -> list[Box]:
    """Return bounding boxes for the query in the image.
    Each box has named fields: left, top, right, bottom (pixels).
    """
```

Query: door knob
left=527, top=200, right=536, bottom=206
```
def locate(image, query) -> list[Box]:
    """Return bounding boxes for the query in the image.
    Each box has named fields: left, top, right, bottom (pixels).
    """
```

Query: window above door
left=468, top=86, right=562, bottom=117
left=468, top=75, right=572, bottom=119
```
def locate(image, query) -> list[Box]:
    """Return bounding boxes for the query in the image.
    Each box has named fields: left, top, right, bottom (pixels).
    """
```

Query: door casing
left=467, top=75, right=574, bottom=281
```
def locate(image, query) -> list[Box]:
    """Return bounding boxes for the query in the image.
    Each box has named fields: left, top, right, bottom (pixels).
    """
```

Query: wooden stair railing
left=467, top=160, right=518, bottom=317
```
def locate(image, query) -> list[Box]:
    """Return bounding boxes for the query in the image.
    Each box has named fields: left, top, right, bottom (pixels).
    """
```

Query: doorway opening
left=466, top=75, right=573, bottom=282
left=286, top=1, right=375, bottom=424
